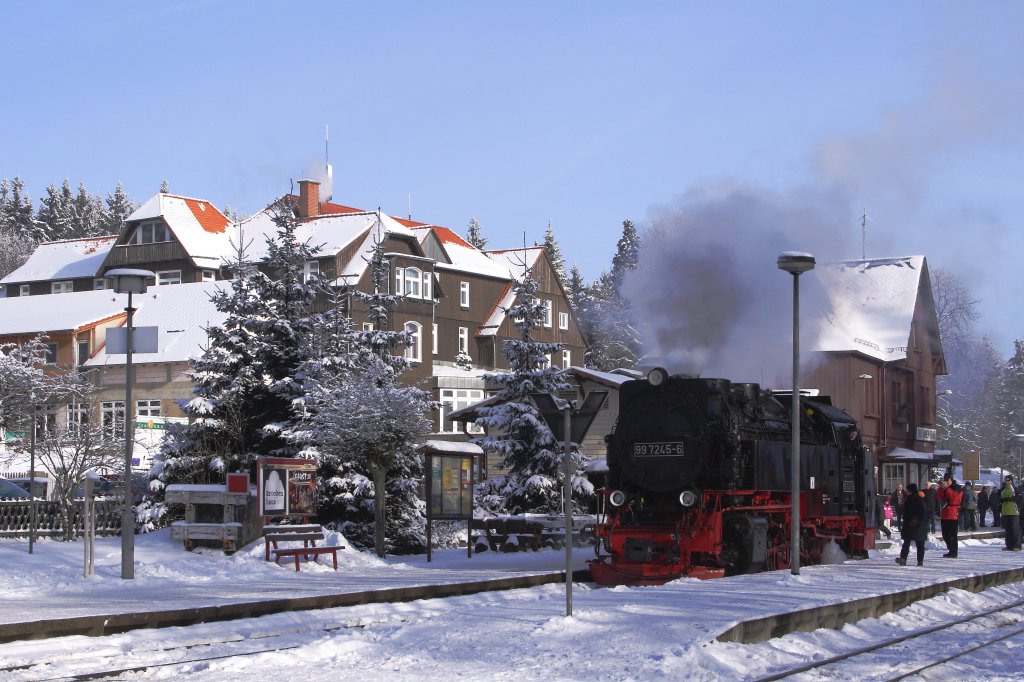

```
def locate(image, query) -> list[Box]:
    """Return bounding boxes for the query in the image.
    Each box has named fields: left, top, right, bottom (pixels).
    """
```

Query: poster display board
left=429, top=455, right=474, bottom=519
left=257, top=457, right=317, bottom=517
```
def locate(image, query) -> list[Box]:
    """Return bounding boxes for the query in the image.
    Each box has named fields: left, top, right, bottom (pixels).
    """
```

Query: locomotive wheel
left=722, top=514, right=755, bottom=576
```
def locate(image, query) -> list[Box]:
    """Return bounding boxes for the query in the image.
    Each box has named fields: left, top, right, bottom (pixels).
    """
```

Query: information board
left=429, top=454, right=474, bottom=519
left=257, top=457, right=318, bottom=517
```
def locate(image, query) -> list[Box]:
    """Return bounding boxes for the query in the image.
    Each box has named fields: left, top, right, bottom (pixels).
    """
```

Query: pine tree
left=543, top=220, right=568, bottom=291
left=298, top=229, right=432, bottom=555
left=610, top=219, right=640, bottom=292
left=101, top=182, right=137, bottom=235
left=473, top=260, right=593, bottom=514
left=566, top=263, right=587, bottom=312
left=0, top=177, right=40, bottom=241
left=36, top=181, right=71, bottom=241
left=466, top=217, right=488, bottom=250
left=70, top=182, right=106, bottom=238
left=0, top=178, right=37, bottom=277
left=153, top=199, right=321, bottom=487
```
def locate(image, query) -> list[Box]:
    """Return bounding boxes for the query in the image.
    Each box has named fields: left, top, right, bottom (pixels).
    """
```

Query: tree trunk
left=373, top=466, right=386, bottom=558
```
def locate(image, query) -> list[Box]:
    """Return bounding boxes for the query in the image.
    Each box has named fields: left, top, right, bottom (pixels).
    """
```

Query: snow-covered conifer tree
left=543, top=220, right=568, bottom=291
left=298, top=228, right=432, bottom=555
left=466, top=217, right=488, bottom=250
left=101, top=182, right=137, bottom=235
left=154, top=199, right=321, bottom=487
left=474, top=258, right=593, bottom=514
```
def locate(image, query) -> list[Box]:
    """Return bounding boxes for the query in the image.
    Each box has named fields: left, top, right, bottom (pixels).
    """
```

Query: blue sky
left=3, top=1, right=1023, bottom=357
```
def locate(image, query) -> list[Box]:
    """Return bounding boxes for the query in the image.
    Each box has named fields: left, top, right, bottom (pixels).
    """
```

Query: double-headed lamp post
left=106, top=268, right=155, bottom=580
left=777, top=251, right=815, bottom=576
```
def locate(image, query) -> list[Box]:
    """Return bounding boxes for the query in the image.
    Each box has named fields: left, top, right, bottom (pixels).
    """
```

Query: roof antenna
left=408, top=194, right=412, bottom=221
left=324, top=124, right=333, bottom=202
left=860, top=208, right=873, bottom=262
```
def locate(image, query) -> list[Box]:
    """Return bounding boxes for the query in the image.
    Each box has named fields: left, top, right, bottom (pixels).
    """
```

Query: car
left=0, top=477, right=31, bottom=500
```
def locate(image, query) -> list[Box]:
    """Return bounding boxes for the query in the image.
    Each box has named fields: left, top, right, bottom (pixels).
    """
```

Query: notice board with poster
left=257, top=457, right=318, bottom=518
left=420, top=440, right=483, bottom=561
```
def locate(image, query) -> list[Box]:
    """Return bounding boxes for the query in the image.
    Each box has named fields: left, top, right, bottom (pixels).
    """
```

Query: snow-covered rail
left=750, top=596, right=1024, bottom=681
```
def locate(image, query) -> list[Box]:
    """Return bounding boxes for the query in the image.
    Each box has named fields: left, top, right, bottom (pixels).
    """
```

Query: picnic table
left=470, top=514, right=596, bottom=552
left=262, top=523, right=344, bottom=571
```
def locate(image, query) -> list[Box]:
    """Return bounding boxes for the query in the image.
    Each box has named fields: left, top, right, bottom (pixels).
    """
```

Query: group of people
left=887, top=474, right=1023, bottom=567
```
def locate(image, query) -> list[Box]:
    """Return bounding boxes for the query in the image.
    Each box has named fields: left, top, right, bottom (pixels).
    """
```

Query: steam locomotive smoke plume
left=621, top=181, right=852, bottom=387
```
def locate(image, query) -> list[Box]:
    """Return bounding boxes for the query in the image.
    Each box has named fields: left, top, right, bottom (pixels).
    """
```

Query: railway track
left=0, top=612, right=412, bottom=681
left=751, top=596, right=1024, bottom=681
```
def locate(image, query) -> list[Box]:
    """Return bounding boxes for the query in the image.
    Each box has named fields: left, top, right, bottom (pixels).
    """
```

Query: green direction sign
left=136, top=421, right=166, bottom=430
left=3, top=431, right=26, bottom=441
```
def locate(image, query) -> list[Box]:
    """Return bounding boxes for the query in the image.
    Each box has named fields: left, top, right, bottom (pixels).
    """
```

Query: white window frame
left=439, top=388, right=485, bottom=434
left=67, top=402, right=89, bottom=431
left=36, top=404, right=57, bottom=436
left=303, top=261, right=319, bottom=283
left=543, top=300, right=553, bottom=328
left=404, top=321, right=422, bottom=362
left=882, top=463, right=906, bottom=496
left=101, top=401, right=125, bottom=438
left=458, top=327, right=469, bottom=354
left=459, top=281, right=470, bottom=308
left=395, top=267, right=404, bottom=295
left=52, top=281, right=73, bottom=294
left=94, top=278, right=107, bottom=290
left=432, top=323, right=438, bottom=355
left=562, top=350, right=571, bottom=369
left=156, top=270, right=181, bottom=286
left=404, top=267, right=422, bottom=299
left=131, top=221, right=170, bottom=245
left=202, top=269, right=216, bottom=282
left=559, top=311, right=569, bottom=330
left=43, top=343, right=58, bottom=364
left=19, top=284, right=29, bottom=296
left=136, top=399, right=162, bottom=418
left=422, top=271, right=432, bottom=300
left=363, top=322, right=374, bottom=332
left=77, top=340, right=90, bottom=365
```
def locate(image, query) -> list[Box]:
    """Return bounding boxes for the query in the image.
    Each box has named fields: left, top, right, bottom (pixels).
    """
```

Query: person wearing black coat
left=978, top=485, right=991, bottom=527
left=896, top=483, right=928, bottom=566
left=990, top=486, right=1002, bottom=526
left=924, top=482, right=938, bottom=532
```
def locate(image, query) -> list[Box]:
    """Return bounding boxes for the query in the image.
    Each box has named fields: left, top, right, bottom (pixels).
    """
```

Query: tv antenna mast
left=860, top=209, right=873, bottom=262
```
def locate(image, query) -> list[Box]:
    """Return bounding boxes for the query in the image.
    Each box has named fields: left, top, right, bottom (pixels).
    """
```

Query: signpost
left=531, top=390, right=608, bottom=617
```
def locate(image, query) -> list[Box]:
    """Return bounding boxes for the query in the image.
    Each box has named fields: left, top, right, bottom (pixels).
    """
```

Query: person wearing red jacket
left=936, top=476, right=964, bottom=558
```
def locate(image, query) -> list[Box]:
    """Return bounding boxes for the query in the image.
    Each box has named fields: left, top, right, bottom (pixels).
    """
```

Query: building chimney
left=297, top=179, right=320, bottom=218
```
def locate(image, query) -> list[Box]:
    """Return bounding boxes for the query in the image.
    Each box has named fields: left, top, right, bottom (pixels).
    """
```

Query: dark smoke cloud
left=621, top=181, right=852, bottom=387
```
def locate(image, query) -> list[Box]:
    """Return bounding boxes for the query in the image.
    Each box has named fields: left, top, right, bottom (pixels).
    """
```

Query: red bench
left=263, top=524, right=344, bottom=571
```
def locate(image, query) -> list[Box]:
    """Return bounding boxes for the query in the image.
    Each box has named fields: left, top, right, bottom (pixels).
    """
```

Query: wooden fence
left=0, top=500, right=123, bottom=539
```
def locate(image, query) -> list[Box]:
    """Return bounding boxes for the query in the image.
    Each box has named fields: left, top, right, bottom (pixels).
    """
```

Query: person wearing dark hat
left=936, top=475, right=963, bottom=558
left=1000, top=475, right=1021, bottom=551
left=895, top=483, right=927, bottom=566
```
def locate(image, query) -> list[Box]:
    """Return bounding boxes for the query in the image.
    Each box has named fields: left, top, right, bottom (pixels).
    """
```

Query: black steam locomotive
left=589, top=369, right=876, bottom=585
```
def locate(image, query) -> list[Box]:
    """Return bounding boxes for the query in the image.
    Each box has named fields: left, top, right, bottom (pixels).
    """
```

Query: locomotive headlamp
left=609, top=490, right=628, bottom=507
left=647, top=367, right=669, bottom=387
left=678, top=490, right=698, bottom=507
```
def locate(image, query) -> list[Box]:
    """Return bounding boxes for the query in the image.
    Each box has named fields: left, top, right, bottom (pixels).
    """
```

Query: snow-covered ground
left=1, top=530, right=1023, bottom=680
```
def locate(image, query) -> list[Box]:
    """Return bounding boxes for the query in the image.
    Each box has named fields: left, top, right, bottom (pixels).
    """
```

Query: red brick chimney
left=297, top=179, right=320, bottom=218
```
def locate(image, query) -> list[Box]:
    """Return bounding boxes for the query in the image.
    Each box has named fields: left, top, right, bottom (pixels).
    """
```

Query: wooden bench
left=262, top=524, right=344, bottom=571
left=470, top=518, right=545, bottom=552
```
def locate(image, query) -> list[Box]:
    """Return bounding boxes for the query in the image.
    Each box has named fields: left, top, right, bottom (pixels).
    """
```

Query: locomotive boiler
left=589, top=368, right=876, bottom=586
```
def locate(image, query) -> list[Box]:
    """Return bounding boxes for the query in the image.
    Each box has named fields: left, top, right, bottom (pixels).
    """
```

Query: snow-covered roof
left=563, top=366, right=635, bottom=389
left=812, top=256, right=926, bottom=362
left=419, top=440, right=483, bottom=455
left=417, top=227, right=512, bottom=279
left=128, top=194, right=229, bottom=269
left=1, top=236, right=115, bottom=284
left=485, top=247, right=544, bottom=281
left=0, top=288, right=125, bottom=336
left=478, top=282, right=516, bottom=337
left=85, top=281, right=227, bottom=366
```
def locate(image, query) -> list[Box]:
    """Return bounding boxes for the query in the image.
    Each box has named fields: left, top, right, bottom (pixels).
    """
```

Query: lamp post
left=778, top=251, right=815, bottom=576
left=106, top=268, right=154, bottom=580
left=1012, top=434, right=1024, bottom=483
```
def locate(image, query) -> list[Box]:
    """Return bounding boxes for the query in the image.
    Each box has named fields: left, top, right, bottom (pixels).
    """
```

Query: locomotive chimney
left=297, top=179, right=320, bottom=218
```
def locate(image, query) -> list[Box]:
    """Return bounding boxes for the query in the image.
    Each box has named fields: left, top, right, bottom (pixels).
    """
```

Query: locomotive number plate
left=633, top=442, right=685, bottom=457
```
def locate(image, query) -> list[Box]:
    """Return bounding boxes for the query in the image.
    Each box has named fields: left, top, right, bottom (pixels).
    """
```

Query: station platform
left=1, top=529, right=1019, bottom=646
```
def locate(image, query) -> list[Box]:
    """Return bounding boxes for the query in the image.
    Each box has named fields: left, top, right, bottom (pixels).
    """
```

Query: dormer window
left=127, top=220, right=172, bottom=245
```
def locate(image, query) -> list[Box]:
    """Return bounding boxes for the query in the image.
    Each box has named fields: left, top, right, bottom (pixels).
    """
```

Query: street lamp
left=106, top=268, right=155, bottom=580
left=778, top=251, right=815, bottom=576
left=1012, top=434, right=1024, bottom=483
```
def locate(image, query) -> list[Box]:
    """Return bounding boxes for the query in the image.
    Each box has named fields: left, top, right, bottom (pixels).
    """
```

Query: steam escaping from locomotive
left=621, top=182, right=853, bottom=383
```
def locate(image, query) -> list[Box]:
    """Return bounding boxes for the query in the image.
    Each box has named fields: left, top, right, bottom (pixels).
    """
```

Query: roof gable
left=1, top=236, right=115, bottom=284
left=813, top=256, right=929, bottom=361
